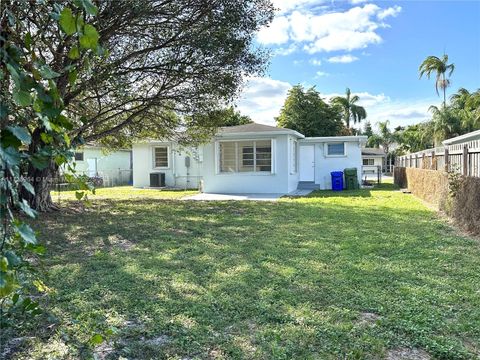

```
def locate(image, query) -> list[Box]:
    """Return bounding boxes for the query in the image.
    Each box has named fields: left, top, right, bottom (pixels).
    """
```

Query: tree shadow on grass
left=17, top=192, right=480, bottom=359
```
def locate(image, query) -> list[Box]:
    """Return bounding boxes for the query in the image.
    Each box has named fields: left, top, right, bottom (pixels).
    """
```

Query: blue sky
left=237, top=0, right=480, bottom=130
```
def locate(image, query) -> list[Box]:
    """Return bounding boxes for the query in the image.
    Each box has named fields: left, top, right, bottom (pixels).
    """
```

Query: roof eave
left=216, top=130, right=305, bottom=139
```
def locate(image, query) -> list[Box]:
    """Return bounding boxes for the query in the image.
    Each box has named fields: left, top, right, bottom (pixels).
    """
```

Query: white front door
left=299, top=145, right=315, bottom=181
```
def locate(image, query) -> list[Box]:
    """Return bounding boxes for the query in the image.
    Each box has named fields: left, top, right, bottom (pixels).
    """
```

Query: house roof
left=442, top=129, right=480, bottom=145
left=362, top=147, right=386, bottom=156
left=301, top=135, right=367, bottom=144
left=217, top=123, right=304, bottom=139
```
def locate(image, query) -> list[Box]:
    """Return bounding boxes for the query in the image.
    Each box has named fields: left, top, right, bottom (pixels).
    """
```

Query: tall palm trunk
left=443, top=73, right=447, bottom=108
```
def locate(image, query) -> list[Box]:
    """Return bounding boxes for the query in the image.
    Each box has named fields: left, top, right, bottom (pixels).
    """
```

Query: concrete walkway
left=183, top=193, right=285, bottom=201
left=183, top=189, right=314, bottom=201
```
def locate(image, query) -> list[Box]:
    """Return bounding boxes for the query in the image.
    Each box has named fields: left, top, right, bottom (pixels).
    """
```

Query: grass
left=7, top=184, right=480, bottom=359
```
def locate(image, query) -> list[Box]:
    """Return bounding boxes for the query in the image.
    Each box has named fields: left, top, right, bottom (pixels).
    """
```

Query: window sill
left=153, top=167, right=170, bottom=170
left=325, top=154, right=347, bottom=158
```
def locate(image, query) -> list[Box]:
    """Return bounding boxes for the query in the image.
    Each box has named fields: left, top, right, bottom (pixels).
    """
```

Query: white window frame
left=325, top=142, right=346, bottom=157
left=152, top=146, right=170, bottom=169
left=215, top=139, right=275, bottom=175
left=363, top=158, right=375, bottom=166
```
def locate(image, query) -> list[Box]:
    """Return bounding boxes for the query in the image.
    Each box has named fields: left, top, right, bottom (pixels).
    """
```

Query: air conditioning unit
left=150, top=172, right=165, bottom=187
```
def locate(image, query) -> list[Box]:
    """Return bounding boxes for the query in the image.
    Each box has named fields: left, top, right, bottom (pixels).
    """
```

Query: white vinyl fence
left=396, top=139, right=480, bottom=177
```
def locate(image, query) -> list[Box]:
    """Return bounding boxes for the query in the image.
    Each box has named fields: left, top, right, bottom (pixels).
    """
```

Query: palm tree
left=419, top=54, right=455, bottom=107
left=450, top=88, right=480, bottom=132
left=331, top=88, right=367, bottom=129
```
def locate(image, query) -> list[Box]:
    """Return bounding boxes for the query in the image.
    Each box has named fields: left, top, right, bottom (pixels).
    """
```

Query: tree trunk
left=21, top=130, right=60, bottom=212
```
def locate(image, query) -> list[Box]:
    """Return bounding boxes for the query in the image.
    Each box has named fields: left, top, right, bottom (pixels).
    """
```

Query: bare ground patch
left=385, top=347, right=430, bottom=360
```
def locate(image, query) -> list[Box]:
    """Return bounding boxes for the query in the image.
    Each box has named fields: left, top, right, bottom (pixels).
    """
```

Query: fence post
left=431, top=151, right=436, bottom=170
left=444, top=148, right=449, bottom=172
left=422, top=153, right=426, bottom=169
left=463, top=144, right=469, bottom=176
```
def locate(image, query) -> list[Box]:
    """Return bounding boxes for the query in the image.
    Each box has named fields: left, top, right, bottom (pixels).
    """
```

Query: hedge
left=394, top=166, right=480, bottom=235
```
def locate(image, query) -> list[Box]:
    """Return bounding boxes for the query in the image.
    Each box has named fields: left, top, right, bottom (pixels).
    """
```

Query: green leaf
left=59, top=7, right=76, bottom=35
left=68, top=68, right=78, bottom=85
left=38, top=64, right=61, bottom=79
left=79, top=24, right=99, bottom=50
left=4, top=251, right=21, bottom=267
left=80, top=0, right=98, bottom=15
left=13, top=90, right=32, bottom=106
left=21, top=181, right=35, bottom=195
left=30, top=153, right=50, bottom=170
left=0, top=272, right=16, bottom=297
left=19, top=199, right=37, bottom=218
left=25, top=32, right=32, bottom=50
left=40, top=132, right=53, bottom=144
left=68, top=46, right=80, bottom=60
left=75, top=191, right=84, bottom=200
left=0, top=147, right=21, bottom=166
left=6, top=126, right=31, bottom=145
left=0, top=129, right=22, bottom=148
left=12, top=293, right=20, bottom=305
left=90, top=334, right=104, bottom=345
left=0, top=257, right=8, bottom=272
left=6, top=64, right=20, bottom=86
left=14, top=223, right=37, bottom=245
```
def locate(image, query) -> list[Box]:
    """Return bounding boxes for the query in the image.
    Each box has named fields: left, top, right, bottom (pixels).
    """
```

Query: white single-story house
left=362, top=147, right=386, bottom=175
left=132, top=123, right=367, bottom=193
left=70, top=145, right=132, bottom=186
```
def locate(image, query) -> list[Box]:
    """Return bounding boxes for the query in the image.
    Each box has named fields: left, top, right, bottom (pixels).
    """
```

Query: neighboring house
left=133, top=123, right=367, bottom=193
left=362, top=147, right=386, bottom=175
left=442, top=129, right=480, bottom=146
left=71, top=145, right=132, bottom=186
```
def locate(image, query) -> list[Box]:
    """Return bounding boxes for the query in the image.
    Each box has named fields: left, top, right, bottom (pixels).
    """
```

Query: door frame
left=299, top=145, right=315, bottom=182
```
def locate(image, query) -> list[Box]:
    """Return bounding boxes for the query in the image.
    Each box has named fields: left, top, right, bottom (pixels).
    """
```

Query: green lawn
left=7, top=185, right=480, bottom=359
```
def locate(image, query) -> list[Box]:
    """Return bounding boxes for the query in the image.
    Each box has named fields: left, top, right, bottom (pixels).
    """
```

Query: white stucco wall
left=299, top=140, right=363, bottom=190
left=72, top=147, right=132, bottom=185
left=132, top=141, right=202, bottom=189
left=362, top=155, right=384, bottom=167
left=202, top=134, right=296, bottom=194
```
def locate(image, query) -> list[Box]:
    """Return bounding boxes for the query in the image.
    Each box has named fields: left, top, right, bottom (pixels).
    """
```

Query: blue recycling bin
left=331, top=171, right=344, bottom=191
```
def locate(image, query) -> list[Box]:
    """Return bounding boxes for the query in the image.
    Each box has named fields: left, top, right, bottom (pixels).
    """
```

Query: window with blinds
left=219, top=140, right=272, bottom=173
left=154, top=147, right=169, bottom=168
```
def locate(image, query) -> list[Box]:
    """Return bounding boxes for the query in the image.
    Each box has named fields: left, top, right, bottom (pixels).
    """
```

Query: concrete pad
left=182, top=193, right=284, bottom=201
left=288, top=189, right=314, bottom=196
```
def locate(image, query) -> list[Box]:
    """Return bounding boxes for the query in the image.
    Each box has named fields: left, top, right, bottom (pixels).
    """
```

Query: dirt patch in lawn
left=357, top=312, right=381, bottom=326
left=385, top=347, right=430, bottom=360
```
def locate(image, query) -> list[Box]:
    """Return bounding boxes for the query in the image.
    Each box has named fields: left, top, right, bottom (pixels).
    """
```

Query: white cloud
left=315, top=71, right=330, bottom=77
left=378, top=5, right=402, bottom=20
left=236, top=77, right=432, bottom=129
left=257, top=4, right=402, bottom=54
left=309, top=58, right=322, bottom=66
left=257, top=16, right=290, bottom=44
left=366, top=99, right=433, bottom=129
left=327, top=54, right=359, bottom=63
left=324, top=91, right=389, bottom=107
left=272, top=0, right=328, bottom=14
left=236, top=77, right=292, bottom=125
left=274, top=44, right=297, bottom=56
left=350, top=0, right=369, bottom=4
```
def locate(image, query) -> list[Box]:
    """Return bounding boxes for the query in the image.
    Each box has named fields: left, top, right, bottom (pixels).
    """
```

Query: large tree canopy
left=275, top=85, right=344, bottom=137
left=4, top=0, right=274, bottom=209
